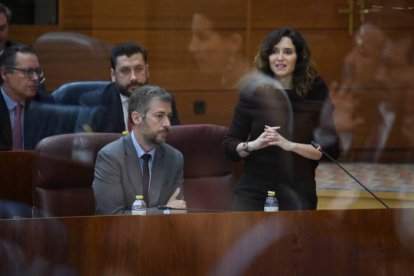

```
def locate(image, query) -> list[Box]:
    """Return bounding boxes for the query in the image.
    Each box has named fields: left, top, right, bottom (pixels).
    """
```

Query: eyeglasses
left=9, top=67, right=45, bottom=78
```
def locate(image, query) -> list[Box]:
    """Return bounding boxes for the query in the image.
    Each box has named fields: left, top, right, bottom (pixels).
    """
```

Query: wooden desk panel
left=1, top=209, right=413, bottom=275
left=0, top=151, right=34, bottom=206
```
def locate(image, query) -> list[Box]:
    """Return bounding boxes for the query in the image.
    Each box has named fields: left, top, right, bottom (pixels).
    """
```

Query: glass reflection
left=1, top=1, right=414, bottom=275
left=188, top=0, right=250, bottom=89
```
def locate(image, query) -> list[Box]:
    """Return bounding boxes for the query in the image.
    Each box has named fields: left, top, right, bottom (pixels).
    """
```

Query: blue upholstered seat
left=51, top=81, right=110, bottom=105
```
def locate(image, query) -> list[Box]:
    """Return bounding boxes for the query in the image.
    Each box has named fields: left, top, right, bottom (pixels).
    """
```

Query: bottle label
left=131, top=210, right=147, bottom=216
left=264, top=206, right=279, bottom=212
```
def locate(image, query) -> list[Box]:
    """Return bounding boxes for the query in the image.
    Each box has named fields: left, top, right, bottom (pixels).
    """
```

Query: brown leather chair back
left=33, top=32, right=113, bottom=90
left=167, top=124, right=238, bottom=210
left=32, top=133, right=122, bottom=217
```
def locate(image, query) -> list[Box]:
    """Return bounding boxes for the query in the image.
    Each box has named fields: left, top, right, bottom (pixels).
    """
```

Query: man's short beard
left=118, top=80, right=148, bottom=97
left=143, top=134, right=162, bottom=146
left=142, top=130, right=168, bottom=146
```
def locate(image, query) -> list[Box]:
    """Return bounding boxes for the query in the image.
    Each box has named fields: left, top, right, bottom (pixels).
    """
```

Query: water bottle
left=131, top=195, right=147, bottom=215
left=264, top=191, right=279, bottom=212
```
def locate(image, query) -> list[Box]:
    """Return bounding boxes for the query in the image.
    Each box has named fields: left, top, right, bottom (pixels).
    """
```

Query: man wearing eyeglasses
left=75, top=42, right=180, bottom=133
left=0, top=44, right=52, bottom=150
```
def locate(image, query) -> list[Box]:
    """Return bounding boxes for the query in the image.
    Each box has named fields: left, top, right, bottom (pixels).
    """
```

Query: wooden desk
left=1, top=209, right=413, bottom=275
left=0, top=151, right=34, bottom=206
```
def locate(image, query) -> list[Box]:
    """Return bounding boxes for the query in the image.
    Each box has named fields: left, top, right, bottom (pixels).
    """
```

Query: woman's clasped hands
left=249, top=125, right=294, bottom=152
left=264, top=125, right=295, bottom=151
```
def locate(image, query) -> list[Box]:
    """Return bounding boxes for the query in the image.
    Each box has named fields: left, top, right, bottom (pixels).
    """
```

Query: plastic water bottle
left=264, top=191, right=279, bottom=212
left=131, top=195, right=147, bottom=215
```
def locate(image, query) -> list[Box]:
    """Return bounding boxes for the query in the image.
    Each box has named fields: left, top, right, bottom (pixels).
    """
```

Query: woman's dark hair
left=254, top=28, right=316, bottom=97
left=0, top=3, right=12, bottom=23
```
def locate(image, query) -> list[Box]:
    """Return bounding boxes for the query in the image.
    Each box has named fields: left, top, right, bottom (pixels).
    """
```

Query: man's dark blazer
left=93, top=133, right=184, bottom=215
left=341, top=105, right=414, bottom=163
left=75, top=82, right=180, bottom=133
left=0, top=89, right=54, bottom=151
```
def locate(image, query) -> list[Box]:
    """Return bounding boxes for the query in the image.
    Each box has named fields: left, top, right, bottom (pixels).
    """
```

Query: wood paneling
left=8, top=25, right=61, bottom=46
left=0, top=151, right=34, bottom=206
left=91, top=0, right=246, bottom=30
left=59, top=0, right=93, bottom=29
left=251, top=0, right=349, bottom=29
left=0, top=209, right=413, bottom=275
left=173, top=91, right=239, bottom=125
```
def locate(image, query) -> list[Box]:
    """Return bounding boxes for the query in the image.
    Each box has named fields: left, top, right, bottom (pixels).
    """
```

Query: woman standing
left=223, top=28, right=339, bottom=211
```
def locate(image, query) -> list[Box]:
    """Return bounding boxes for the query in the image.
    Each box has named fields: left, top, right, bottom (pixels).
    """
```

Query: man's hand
left=330, top=81, right=364, bottom=133
left=166, top=187, right=187, bottom=209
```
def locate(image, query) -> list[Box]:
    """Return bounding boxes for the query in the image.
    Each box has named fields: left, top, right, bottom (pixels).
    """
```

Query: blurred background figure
left=343, top=23, right=386, bottom=90
left=375, top=32, right=414, bottom=161
left=188, top=0, right=250, bottom=89
left=0, top=3, right=13, bottom=56
left=331, top=23, right=400, bottom=162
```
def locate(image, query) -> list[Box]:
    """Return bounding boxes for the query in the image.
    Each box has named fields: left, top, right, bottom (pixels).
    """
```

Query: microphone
left=157, top=205, right=228, bottom=213
left=311, top=141, right=390, bottom=209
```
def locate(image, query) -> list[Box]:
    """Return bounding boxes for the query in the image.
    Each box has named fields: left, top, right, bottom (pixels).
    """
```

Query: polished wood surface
left=0, top=151, right=34, bottom=206
left=59, top=0, right=93, bottom=30
left=0, top=209, right=413, bottom=275
left=174, top=91, right=239, bottom=125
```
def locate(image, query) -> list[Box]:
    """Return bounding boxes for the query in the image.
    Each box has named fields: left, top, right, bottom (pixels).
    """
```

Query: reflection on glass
left=331, top=22, right=414, bottom=163
left=188, top=0, right=249, bottom=89
left=0, top=3, right=414, bottom=274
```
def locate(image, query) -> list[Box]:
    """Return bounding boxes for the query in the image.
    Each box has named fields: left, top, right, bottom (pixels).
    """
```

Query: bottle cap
left=267, top=191, right=275, bottom=196
left=136, top=195, right=144, bottom=199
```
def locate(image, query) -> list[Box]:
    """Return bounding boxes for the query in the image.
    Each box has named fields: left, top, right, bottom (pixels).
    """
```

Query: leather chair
left=51, top=81, right=110, bottom=105
left=33, top=32, right=113, bottom=91
left=166, top=124, right=238, bottom=210
left=32, top=132, right=122, bottom=217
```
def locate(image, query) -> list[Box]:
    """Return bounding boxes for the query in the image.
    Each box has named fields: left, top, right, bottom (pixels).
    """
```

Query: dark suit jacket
left=92, top=133, right=184, bottom=215
left=354, top=110, right=413, bottom=163
left=0, top=88, right=54, bottom=151
left=75, top=83, right=180, bottom=133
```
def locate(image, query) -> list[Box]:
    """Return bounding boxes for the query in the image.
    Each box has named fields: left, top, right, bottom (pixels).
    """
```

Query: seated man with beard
left=75, top=42, right=179, bottom=133
left=93, top=84, right=186, bottom=214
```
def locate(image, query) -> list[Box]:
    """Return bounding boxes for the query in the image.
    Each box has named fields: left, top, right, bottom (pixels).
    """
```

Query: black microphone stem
left=158, top=205, right=228, bottom=213
left=311, top=141, right=389, bottom=209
